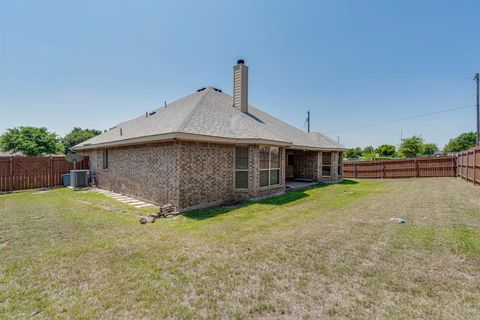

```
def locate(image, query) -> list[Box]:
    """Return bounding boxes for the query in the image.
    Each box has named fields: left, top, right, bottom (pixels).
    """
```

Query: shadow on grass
left=341, top=179, right=359, bottom=185
left=182, top=179, right=359, bottom=220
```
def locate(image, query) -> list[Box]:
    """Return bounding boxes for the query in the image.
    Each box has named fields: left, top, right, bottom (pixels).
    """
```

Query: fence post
left=467, top=151, right=470, bottom=181
left=474, top=148, right=477, bottom=185
left=414, top=158, right=418, bottom=178
left=353, top=162, right=357, bottom=178
left=48, top=156, right=52, bottom=188
left=458, top=154, right=460, bottom=178
left=452, top=156, right=455, bottom=177
left=459, top=153, right=462, bottom=178
left=462, top=152, right=464, bottom=179
left=381, top=160, right=385, bottom=179
left=9, top=157, right=13, bottom=192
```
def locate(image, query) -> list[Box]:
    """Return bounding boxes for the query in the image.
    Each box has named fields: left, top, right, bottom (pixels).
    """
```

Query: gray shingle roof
left=74, top=87, right=346, bottom=150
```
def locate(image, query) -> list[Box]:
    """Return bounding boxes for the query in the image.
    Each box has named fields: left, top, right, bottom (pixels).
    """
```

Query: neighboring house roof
left=0, top=151, right=23, bottom=156
left=74, top=87, right=346, bottom=151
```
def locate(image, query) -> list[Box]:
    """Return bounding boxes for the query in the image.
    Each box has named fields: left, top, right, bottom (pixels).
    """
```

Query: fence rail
left=0, top=156, right=89, bottom=192
left=457, top=146, right=480, bottom=185
left=344, top=156, right=457, bottom=179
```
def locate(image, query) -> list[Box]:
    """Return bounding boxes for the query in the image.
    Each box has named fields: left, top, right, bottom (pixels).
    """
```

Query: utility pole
left=475, top=73, right=479, bottom=146
left=307, top=110, right=310, bottom=133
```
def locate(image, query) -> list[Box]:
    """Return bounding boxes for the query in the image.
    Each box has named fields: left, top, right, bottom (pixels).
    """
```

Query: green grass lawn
left=1, top=178, right=480, bottom=319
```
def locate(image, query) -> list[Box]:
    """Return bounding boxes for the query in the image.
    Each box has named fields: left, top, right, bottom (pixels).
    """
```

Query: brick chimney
left=233, top=59, right=248, bottom=113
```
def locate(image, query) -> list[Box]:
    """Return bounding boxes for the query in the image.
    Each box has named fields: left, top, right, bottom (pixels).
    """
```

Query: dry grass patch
left=1, top=178, right=480, bottom=319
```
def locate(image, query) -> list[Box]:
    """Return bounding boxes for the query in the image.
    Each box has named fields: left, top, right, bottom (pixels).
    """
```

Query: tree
left=444, top=132, right=476, bottom=153
left=362, top=146, right=376, bottom=160
left=376, top=144, right=396, bottom=157
left=399, top=135, right=424, bottom=158
left=63, top=127, right=101, bottom=154
left=345, top=147, right=363, bottom=160
left=0, top=127, right=63, bottom=156
left=422, top=143, right=439, bottom=156
left=363, top=146, right=374, bottom=154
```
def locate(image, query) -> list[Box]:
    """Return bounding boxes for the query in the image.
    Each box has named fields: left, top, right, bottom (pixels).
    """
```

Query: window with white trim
left=103, top=149, right=109, bottom=169
left=235, top=146, right=249, bottom=189
left=260, top=146, right=280, bottom=187
left=322, top=152, right=331, bottom=176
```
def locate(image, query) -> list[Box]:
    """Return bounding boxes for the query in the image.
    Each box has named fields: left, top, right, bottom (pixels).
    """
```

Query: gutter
left=286, top=145, right=348, bottom=152
left=72, top=132, right=293, bottom=151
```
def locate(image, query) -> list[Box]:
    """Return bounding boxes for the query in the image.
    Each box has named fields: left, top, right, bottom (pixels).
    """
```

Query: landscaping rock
left=139, top=216, right=155, bottom=224
left=390, top=217, right=406, bottom=224
left=140, top=204, right=179, bottom=223
left=159, top=203, right=178, bottom=217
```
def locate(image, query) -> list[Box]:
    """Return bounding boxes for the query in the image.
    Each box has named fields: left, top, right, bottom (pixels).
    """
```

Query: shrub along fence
left=457, top=146, right=480, bottom=185
left=344, top=156, right=457, bottom=179
left=0, top=156, right=89, bottom=192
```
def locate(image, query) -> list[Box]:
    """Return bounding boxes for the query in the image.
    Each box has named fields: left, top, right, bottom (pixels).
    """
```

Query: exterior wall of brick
left=332, top=152, right=339, bottom=181
left=178, top=141, right=235, bottom=209
left=82, top=142, right=180, bottom=207
left=83, top=141, right=339, bottom=211
left=291, top=150, right=319, bottom=180
left=315, top=151, right=322, bottom=182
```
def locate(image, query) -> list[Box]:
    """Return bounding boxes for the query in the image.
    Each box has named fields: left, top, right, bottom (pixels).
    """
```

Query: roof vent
left=149, top=111, right=156, bottom=116
left=197, top=87, right=206, bottom=92
left=212, top=87, right=222, bottom=92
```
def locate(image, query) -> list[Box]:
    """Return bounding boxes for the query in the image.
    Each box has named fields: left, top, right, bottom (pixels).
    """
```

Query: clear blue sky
left=1, top=0, right=479, bottom=149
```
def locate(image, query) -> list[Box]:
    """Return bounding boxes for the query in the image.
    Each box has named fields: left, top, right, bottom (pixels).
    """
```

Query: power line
left=322, top=104, right=475, bottom=134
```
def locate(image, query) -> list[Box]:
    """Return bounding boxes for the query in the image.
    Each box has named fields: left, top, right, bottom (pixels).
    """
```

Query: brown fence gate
left=0, top=156, right=89, bottom=192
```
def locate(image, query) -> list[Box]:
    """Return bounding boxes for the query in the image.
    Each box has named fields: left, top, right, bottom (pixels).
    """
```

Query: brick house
left=74, top=60, right=346, bottom=211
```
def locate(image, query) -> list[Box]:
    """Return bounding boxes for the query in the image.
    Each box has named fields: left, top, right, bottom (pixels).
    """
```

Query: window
left=235, top=146, right=249, bottom=189
left=103, top=149, right=109, bottom=169
left=338, top=153, right=343, bottom=176
left=260, top=146, right=281, bottom=187
left=287, top=154, right=294, bottom=166
left=322, top=152, right=331, bottom=176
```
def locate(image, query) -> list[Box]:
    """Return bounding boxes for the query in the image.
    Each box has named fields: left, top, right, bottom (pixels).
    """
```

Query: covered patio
left=284, top=149, right=343, bottom=186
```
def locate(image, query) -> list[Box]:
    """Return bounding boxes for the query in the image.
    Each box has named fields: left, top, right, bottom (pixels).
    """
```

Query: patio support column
left=318, top=151, right=323, bottom=182
left=248, top=145, right=260, bottom=197
left=280, top=147, right=286, bottom=188
left=338, top=152, right=344, bottom=180
left=331, top=152, right=339, bottom=181
left=315, top=151, right=322, bottom=182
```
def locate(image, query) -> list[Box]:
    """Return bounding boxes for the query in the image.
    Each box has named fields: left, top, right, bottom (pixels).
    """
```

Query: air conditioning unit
left=70, top=170, right=89, bottom=188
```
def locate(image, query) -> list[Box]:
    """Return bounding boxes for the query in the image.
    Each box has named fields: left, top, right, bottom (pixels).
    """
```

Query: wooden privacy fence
left=457, top=146, right=480, bottom=185
left=0, top=156, right=89, bottom=192
left=344, top=156, right=457, bottom=179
